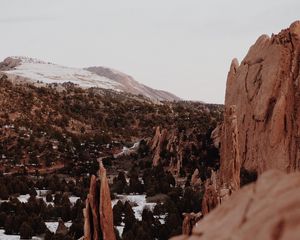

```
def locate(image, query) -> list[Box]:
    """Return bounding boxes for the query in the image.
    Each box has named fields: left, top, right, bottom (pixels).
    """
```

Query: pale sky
left=1, top=0, right=299, bottom=103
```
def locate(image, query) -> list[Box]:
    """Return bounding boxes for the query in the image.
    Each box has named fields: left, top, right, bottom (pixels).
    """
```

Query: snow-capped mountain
left=0, top=56, right=180, bottom=102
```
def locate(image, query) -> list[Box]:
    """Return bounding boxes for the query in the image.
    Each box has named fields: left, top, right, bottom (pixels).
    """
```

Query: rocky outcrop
left=182, top=212, right=202, bottom=235
left=171, top=170, right=300, bottom=240
left=210, top=124, right=221, bottom=149
left=201, top=181, right=219, bottom=216
left=149, top=126, right=203, bottom=175
left=149, top=126, right=184, bottom=174
left=219, top=21, right=300, bottom=188
left=83, top=161, right=116, bottom=240
left=172, top=21, right=300, bottom=240
left=0, top=57, right=21, bottom=71
left=190, top=169, right=202, bottom=190
left=219, top=104, right=241, bottom=191
left=149, top=127, right=169, bottom=167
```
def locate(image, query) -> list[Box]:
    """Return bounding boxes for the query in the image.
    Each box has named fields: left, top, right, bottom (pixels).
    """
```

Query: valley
left=0, top=68, right=222, bottom=239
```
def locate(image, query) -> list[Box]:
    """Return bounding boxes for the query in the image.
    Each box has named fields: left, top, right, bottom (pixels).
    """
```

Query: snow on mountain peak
left=0, top=57, right=180, bottom=102
left=9, top=56, right=51, bottom=65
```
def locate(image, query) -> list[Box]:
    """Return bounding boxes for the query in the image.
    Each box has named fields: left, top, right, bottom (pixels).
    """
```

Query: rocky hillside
left=0, top=73, right=222, bottom=173
left=0, top=56, right=180, bottom=102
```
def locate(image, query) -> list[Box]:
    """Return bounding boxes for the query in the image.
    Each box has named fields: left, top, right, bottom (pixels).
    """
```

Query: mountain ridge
left=0, top=56, right=181, bottom=102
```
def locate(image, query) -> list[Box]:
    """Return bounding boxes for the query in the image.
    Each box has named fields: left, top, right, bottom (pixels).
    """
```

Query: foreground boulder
left=172, top=170, right=300, bottom=240
left=219, top=21, right=300, bottom=190
left=83, top=161, right=116, bottom=240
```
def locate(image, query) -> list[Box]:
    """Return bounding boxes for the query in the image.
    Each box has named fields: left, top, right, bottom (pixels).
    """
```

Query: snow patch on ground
left=45, top=221, right=72, bottom=233
left=4, top=58, right=122, bottom=91
left=17, top=194, right=30, bottom=203
left=112, top=194, right=156, bottom=221
left=116, top=226, right=124, bottom=237
left=0, top=229, right=42, bottom=240
left=69, top=196, right=80, bottom=205
left=16, top=190, right=80, bottom=206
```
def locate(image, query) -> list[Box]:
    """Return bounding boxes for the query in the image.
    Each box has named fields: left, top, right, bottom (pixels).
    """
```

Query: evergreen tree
left=4, top=215, right=13, bottom=234
left=0, top=184, right=9, bottom=200
left=123, top=201, right=136, bottom=233
left=46, top=193, right=53, bottom=202
left=113, top=200, right=123, bottom=226
left=20, top=222, right=33, bottom=239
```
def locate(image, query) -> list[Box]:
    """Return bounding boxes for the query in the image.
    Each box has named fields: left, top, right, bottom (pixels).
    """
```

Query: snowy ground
left=0, top=230, right=42, bottom=240
left=112, top=194, right=168, bottom=236
left=16, top=190, right=80, bottom=206
left=0, top=221, right=72, bottom=239
left=112, top=194, right=156, bottom=221
left=45, top=221, right=72, bottom=233
left=4, top=57, right=121, bottom=91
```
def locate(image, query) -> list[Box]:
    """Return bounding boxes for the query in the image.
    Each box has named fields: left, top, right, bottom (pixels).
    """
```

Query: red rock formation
left=149, top=126, right=169, bottom=167
left=99, top=162, right=115, bottom=240
left=172, top=21, right=300, bottom=240
left=171, top=170, right=300, bottom=240
left=219, top=104, right=241, bottom=191
left=201, top=181, right=219, bottom=216
left=83, top=161, right=116, bottom=240
left=149, top=126, right=200, bottom=175
left=190, top=169, right=202, bottom=190
left=182, top=212, right=202, bottom=235
left=220, top=21, right=300, bottom=188
left=210, top=123, right=221, bottom=149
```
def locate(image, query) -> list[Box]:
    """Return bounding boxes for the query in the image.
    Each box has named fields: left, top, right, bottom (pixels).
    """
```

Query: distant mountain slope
left=0, top=56, right=180, bottom=102
left=86, top=66, right=180, bottom=101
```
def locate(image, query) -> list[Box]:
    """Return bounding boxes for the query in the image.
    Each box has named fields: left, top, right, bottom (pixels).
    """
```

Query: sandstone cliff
left=174, top=21, right=300, bottom=239
left=172, top=170, right=300, bottom=240
left=83, top=161, right=116, bottom=240
left=220, top=21, right=300, bottom=188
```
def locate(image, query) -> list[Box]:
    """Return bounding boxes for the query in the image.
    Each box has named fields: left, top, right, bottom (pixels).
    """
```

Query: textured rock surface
left=171, top=21, right=300, bottom=240
left=190, top=169, right=202, bottom=190
left=149, top=126, right=209, bottom=175
left=210, top=124, right=221, bottom=149
left=171, top=170, right=300, bottom=240
left=150, top=127, right=169, bottom=167
left=182, top=212, right=202, bottom=235
left=83, top=161, right=116, bottom=240
left=201, top=181, right=219, bottom=216
left=220, top=21, right=300, bottom=187
left=149, top=126, right=185, bottom=174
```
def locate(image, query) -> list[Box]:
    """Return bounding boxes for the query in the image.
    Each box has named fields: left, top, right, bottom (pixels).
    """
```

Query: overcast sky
left=1, top=0, right=299, bottom=103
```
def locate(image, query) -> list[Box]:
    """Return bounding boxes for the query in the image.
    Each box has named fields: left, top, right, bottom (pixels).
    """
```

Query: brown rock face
left=172, top=170, right=300, bottom=240
left=150, top=127, right=169, bottom=167
left=190, top=169, right=202, bottom=190
left=172, top=21, right=300, bottom=240
left=83, top=161, right=116, bottom=240
left=220, top=21, right=300, bottom=187
left=201, top=182, right=219, bottom=216
left=182, top=212, right=202, bottom=235
left=149, top=126, right=183, bottom=174
left=149, top=126, right=203, bottom=175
